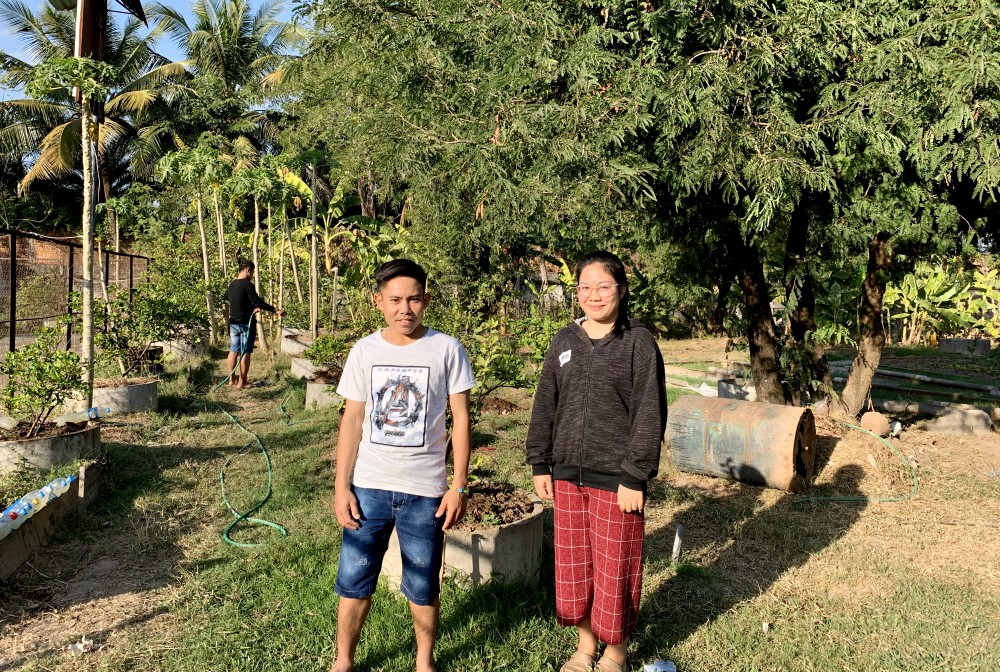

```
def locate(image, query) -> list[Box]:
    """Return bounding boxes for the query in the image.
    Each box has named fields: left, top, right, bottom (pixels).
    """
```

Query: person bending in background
left=226, top=259, right=284, bottom=388
left=527, top=250, right=667, bottom=672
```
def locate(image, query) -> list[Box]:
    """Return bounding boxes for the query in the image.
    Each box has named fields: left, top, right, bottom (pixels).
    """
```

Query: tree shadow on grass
left=636, top=463, right=867, bottom=660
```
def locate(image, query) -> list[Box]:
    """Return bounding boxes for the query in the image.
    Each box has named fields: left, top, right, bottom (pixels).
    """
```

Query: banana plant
left=884, top=260, right=976, bottom=344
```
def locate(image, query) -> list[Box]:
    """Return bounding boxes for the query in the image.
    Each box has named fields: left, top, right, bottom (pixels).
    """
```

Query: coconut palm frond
left=18, top=118, right=80, bottom=192
left=0, top=98, right=71, bottom=127
left=0, top=120, right=47, bottom=155
left=126, top=60, right=192, bottom=91
left=105, top=89, right=158, bottom=116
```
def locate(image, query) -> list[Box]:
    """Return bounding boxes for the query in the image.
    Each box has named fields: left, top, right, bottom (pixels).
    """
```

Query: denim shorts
left=335, top=486, right=445, bottom=606
left=229, top=322, right=256, bottom=354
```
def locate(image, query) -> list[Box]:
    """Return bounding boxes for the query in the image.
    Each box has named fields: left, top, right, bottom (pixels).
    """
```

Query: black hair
left=238, top=259, right=255, bottom=273
left=374, top=259, right=428, bottom=293
left=576, top=250, right=630, bottom=335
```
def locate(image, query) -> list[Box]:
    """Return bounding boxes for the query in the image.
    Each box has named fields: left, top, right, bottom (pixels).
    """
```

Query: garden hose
left=795, top=420, right=920, bottom=505
left=210, top=313, right=288, bottom=547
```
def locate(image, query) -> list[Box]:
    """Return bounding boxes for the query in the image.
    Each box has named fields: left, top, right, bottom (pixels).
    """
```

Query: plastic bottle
left=9, top=500, right=33, bottom=530
left=0, top=415, right=18, bottom=431
left=23, top=485, right=57, bottom=511
left=0, top=516, right=12, bottom=541
left=50, top=475, right=76, bottom=497
left=54, top=406, right=112, bottom=427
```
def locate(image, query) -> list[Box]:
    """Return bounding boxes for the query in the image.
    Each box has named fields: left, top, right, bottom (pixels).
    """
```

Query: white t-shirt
left=336, top=327, right=476, bottom=497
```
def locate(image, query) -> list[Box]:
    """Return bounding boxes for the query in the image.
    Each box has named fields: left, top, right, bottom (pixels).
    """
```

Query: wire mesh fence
left=0, top=228, right=149, bottom=365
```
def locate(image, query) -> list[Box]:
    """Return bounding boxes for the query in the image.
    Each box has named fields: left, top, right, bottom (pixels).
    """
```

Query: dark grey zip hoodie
left=526, top=318, right=667, bottom=492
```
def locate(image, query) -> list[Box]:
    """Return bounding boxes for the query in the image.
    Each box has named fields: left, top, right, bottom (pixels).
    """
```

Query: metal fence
left=0, top=228, right=149, bottom=362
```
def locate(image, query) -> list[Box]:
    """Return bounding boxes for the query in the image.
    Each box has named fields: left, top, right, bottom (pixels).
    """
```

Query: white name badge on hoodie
left=559, top=350, right=572, bottom=367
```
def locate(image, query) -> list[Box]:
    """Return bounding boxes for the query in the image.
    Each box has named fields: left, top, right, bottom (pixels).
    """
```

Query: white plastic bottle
left=54, top=406, right=112, bottom=427
left=9, top=500, right=33, bottom=530
left=50, top=475, right=76, bottom=496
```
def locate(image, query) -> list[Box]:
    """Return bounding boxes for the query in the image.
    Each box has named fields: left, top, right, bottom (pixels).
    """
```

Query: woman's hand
left=617, top=484, right=644, bottom=513
left=533, top=474, right=554, bottom=500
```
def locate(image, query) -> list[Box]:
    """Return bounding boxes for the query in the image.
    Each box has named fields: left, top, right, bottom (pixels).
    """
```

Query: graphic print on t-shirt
left=370, top=365, right=430, bottom=447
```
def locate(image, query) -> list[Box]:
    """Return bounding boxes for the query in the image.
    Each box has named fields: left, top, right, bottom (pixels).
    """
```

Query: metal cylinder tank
left=666, top=396, right=816, bottom=492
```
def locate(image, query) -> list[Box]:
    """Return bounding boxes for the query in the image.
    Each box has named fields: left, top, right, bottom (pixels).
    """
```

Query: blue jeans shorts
left=336, top=486, right=445, bottom=606
left=229, top=322, right=256, bottom=354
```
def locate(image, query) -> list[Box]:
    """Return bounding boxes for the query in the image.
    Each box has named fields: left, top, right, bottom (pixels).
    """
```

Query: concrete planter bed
left=305, top=380, right=343, bottom=409
left=65, top=379, right=158, bottom=415
left=0, top=462, right=102, bottom=579
left=154, top=339, right=208, bottom=360
left=938, top=338, right=991, bottom=357
left=290, top=356, right=321, bottom=380
left=382, top=494, right=545, bottom=588
left=280, top=328, right=312, bottom=357
left=0, top=424, right=101, bottom=476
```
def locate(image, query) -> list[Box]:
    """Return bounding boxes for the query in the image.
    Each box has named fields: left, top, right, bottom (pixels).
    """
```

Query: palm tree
left=0, top=0, right=189, bottom=246
left=149, top=0, right=305, bottom=155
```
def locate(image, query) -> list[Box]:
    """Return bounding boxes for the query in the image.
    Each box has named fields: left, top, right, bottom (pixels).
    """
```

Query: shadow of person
left=636, top=464, right=867, bottom=658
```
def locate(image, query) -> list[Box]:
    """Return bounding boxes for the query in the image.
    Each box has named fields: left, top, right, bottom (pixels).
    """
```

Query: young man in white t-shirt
left=330, top=259, right=476, bottom=672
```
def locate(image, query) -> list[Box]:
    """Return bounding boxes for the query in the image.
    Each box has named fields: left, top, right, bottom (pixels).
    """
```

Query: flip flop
left=560, top=651, right=597, bottom=672
left=596, top=655, right=628, bottom=672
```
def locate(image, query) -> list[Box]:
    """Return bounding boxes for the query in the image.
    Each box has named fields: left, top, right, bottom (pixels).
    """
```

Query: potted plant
left=73, top=285, right=206, bottom=414
left=300, top=332, right=352, bottom=408
left=0, top=322, right=96, bottom=475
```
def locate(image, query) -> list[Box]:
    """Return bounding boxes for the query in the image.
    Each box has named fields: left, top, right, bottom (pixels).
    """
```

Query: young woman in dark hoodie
left=527, top=251, right=667, bottom=672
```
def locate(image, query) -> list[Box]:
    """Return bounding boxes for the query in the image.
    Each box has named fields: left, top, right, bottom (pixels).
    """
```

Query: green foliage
left=0, top=320, right=87, bottom=437
left=93, top=285, right=207, bottom=377
left=511, top=301, right=567, bottom=389
left=467, top=318, right=529, bottom=428
left=883, top=258, right=1000, bottom=343
left=302, top=333, right=352, bottom=369
left=26, top=57, right=114, bottom=99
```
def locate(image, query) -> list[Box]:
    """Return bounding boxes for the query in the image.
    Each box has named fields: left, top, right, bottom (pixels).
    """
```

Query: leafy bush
left=94, top=284, right=208, bottom=377
left=1, top=321, right=88, bottom=437
left=302, top=332, right=353, bottom=370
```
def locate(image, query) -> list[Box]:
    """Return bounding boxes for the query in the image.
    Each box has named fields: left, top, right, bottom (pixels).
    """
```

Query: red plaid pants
left=553, top=480, right=644, bottom=645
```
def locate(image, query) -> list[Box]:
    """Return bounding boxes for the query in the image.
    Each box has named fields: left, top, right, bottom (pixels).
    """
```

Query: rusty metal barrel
left=666, top=396, right=816, bottom=492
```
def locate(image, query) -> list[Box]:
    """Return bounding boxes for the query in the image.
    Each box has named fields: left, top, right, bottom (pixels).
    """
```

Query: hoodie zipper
left=580, top=331, right=596, bottom=486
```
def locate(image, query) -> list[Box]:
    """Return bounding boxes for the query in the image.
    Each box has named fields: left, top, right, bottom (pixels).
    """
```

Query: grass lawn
left=1, top=346, right=998, bottom=671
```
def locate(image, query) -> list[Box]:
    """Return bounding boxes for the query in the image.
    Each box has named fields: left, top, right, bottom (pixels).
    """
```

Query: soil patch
left=481, top=397, right=520, bottom=415
left=456, top=481, right=533, bottom=531
left=0, top=423, right=91, bottom=441
left=93, top=375, right=158, bottom=388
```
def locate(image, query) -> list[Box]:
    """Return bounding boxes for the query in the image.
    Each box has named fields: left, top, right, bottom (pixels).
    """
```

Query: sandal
left=560, top=650, right=597, bottom=672
left=596, top=655, right=628, bottom=672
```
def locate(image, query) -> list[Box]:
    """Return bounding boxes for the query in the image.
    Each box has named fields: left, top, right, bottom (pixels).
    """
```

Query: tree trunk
left=708, top=279, right=731, bottom=335
left=213, top=189, right=228, bottom=278
left=80, top=100, right=96, bottom=407
left=784, top=201, right=833, bottom=401
left=738, top=237, right=787, bottom=404
left=252, top=197, right=270, bottom=352
left=99, top=162, right=121, bottom=285
left=310, top=166, right=319, bottom=339
left=285, top=215, right=304, bottom=303
left=838, top=232, right=892, bottom=418
left=196, top=190, right=218, bottom=343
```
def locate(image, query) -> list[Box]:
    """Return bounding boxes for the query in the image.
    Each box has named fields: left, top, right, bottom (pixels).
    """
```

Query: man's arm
left=246, top=282, right=283, bottom=315
left=435, top=390, right=471, bottom=531
left=334, top=399, right=365, bottom=529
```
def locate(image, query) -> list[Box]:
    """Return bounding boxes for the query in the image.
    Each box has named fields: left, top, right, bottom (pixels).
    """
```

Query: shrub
left=1, top=321, right=88, bottom=437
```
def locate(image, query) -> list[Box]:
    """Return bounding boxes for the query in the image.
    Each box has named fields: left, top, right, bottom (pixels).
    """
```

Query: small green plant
left=467, top=318, right=528, bottom=428
left=479, top=512, right=502, bottom=527
left=1, top=321, right=88, bottom=437
left=302, top=332, right=353, bottom=370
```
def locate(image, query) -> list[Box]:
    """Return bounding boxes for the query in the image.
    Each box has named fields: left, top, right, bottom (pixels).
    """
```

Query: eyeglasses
left=577, top=283, right=619, bottom=298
